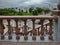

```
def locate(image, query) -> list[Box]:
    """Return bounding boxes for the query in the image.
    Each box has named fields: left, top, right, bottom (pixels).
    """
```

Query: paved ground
left=0, top=42, right=60, bottom=45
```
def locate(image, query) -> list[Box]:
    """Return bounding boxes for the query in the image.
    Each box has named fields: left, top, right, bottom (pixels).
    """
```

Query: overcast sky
left=0, top=0, right=60, bottom=8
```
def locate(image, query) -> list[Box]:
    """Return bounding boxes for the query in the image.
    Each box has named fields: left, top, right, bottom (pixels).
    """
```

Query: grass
left=22, top=12, right=32, bottom=16
left=0, top=12, right=32, bottom=16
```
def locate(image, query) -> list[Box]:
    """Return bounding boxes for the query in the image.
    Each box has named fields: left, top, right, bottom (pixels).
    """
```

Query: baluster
left=0, top=19, right=4, bottom=40
left=40, top=19, right=44, bottom=40
left=23, top=19, right=28, bottom=40
left=45, top=24, right=48, bottom=34
left=48, top=19, right=53, bottom=40
left=32, top=19, right=37, bottom=40
left=7, top=19, right=12, bottom=40
left=15, top=19, right=20, bottom=40
left=37, top=27, right=40, bottom=36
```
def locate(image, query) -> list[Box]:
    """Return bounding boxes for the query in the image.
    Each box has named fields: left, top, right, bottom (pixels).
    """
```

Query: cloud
left=24, top=0, right=46, bottom=5
left=18, top=0, right=46, bottom=7
left=0, top=0, right=60, bottom=8
left=0, top=0, right=28, bottom=8
left=24, top=0, right=44, bottom=4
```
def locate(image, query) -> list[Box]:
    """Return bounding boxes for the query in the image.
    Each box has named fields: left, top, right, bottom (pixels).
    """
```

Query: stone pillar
left=53, top=2, right=60, bottom=42
left=53, top=17, right=58, bottom=42
left=58, top=16, right=60, bottom=42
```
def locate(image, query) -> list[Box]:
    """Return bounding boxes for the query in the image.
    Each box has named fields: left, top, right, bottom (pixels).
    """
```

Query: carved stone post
left=45, top=24, right=48, bottom=34
left=23, top=19, right=28, bottom=40
left=48, top=19, right=53, bottom=40
left=0, top=19, right=4, bottom=40
left=15, top=19, right=20, bottom=40
left=37, top=27, right=40, bottom=36
left=32, top=19, right=37, bottom=40
left=7, top=19, right=12, bottom=40
left=40, top=19, right=44, bottom=40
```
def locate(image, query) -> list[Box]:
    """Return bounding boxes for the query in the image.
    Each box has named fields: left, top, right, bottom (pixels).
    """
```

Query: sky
left=0, top=0, right=60, bottom=8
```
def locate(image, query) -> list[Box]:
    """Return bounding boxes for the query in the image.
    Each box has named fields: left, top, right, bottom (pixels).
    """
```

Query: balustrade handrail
left=0, top=15, right=57, bottom=19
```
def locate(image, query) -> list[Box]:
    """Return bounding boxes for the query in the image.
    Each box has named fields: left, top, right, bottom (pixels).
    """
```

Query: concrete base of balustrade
left=0, top=33, right=56, bottom=42
left=0, top=42, right=60, bottom=45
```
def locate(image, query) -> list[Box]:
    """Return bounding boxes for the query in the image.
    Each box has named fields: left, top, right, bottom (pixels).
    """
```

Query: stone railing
left=0, top=16, right=58, bottom=42
left=0, top=2, right=60, bottom=42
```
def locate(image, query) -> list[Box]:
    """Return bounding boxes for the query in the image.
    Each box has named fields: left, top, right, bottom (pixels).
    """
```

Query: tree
left=29, top=8, right=33, bottom=14
left=32, top=9, right=38, bottom=15
left=21, top=10, right=23, bottom=12
left=19, top=8, right=20, bottom=13
left=16, top=7, right=18, bottom=9
left=36, top=7, right=43, bottom=14
left=43, top=8, right=50, bottom=14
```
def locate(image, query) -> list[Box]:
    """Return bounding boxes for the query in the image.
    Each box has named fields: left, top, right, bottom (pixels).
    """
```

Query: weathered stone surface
left=0, top=42, right=60, bottom=45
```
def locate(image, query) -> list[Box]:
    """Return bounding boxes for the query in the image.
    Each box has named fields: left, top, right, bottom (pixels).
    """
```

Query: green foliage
left=0, top=8, right=31, bottom=16
left=0, top=7, right=51, bottom=16
left=22, top=12, right=32, bottom=16
left=36, top=7, right=43, bottom=14
left=29, top=8, right=33, bottom=13
left=17, top=12, right=23, bottom=15
left=28, top=7, right=51, bottom=15
left=32, top=9, right=38, bottom=15
left=0, top=8, right=17, bottom=15
left=21, top=10, right=23, bottom=12
left=19, top=8, right=20, bottom=13
left=43, top=8, right=50, bottom=14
